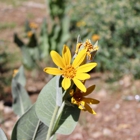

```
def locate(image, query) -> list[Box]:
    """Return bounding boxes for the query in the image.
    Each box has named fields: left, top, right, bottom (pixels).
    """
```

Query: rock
left=97, top=89, right=107, bottom=98
left=4, top=120, right=14, bottom=129
left=91, top=131, right=102, bottom=138
left=103, top=128, right=113, bottom=137
left=72, top=133, right=83, bottom=140
left=3, top=106, right=13, bottom=114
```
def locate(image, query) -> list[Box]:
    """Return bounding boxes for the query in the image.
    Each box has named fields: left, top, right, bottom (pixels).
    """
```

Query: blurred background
left=0, top=0, right=140, bottom=139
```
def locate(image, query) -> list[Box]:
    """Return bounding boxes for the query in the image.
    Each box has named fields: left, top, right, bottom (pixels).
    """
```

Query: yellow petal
left=78, top=105, right=85, bottom=110
left=72, top=49, right=86, bottom=68
left=78, top=101, right=85, bottom=110
left=83, top=97, right=100, bottom=104
left=77, top=63, right=97, bottom=72
left=62, top=77, right=71, bottom=90
left=62, top=45, right=71, bottom=65
left=75, top=73, right=90, bottom=80
left=44, top=67, right=63, bottom=75
left=51, top=51, right=65, bottom=69
left=71, top=97, right=78, bottom=104
left=84, top=103, right=96, bottom=114
left=82, top=85, right=96, bottom=96
left=73, top=78, right=86, bottom=92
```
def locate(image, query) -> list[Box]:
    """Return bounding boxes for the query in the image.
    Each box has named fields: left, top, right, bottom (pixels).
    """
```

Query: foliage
left=11, top=66, right=32, bottom=116
left=69, top=0, right=140, bottom=79
left=1, top=37, right=100, bottom=140
left=0, top=46, right=13, bottom=98
left=14, top=0, right=70, bottom=70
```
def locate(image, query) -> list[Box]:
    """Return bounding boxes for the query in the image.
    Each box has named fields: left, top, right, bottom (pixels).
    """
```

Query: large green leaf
left=11, top=79, right=32, bottom=116
left=14, top=65, right=26, bottom=87
left=11, top=104, right=49, bottom=140
left=0, top=129, right=7, bottom=140
left=35, top=76, right=80, bottom=135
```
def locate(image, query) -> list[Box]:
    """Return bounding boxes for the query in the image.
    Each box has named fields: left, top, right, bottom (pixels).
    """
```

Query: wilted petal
left=62, top=77, right=71, bottom=90
left=75, top=73, right=90, bottom=80
left=51, top=51, right=65, bottom=69
left=62, top=45, right=71, bottom=65
left=82, top=85, right=96, bottom=96
left=44, top=67, right=63, bottom=75
left=83, top=98, right=100, bottom=104
left=73, top=78, right=86, bottom=92
left=84, top=103, right=96, bottom=114
left=72, top=49, right=86, bottom=68
left=77, top=63, right=97, bottom=72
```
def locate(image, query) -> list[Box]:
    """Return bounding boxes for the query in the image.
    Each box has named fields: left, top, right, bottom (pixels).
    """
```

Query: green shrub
left=69, top=0, right=140, bottom=79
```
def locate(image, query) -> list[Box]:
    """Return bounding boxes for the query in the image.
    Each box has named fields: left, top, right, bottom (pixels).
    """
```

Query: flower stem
left=46, top=105, right=59, bottom=140
left=51, top=101, right=66, bottom=136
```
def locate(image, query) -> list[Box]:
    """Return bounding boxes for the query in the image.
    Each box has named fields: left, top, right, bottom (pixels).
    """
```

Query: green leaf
left=0, top=129, right=8, bottom=140
left=35, top=76, right=80, bottom=135
left=56, top=76, right=63, bottom=106
left=25, top=20, right=31, bottom=32
left=11, top=104, right=49, bottom=140
left=11, top=79, right=32, bottom=116
left=13, top=65, right=26, bottom=87
left=50, top=24, right=61, bottom=51
left=21, top=46, right=36, bottom=69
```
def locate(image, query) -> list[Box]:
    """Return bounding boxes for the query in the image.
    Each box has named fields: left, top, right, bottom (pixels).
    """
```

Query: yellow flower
left=13, top=69, right=18, bottom=77
left=44, top=45, right=97, bottom=92
left=76, top=21, right=86, bottom=27
left=92, top=34, right=100, bottom=41
left=29, top=22, right=38, bottom=29
left=27, top=31, right=33, bottom=38
left=75, top=39, right=99, bottom=60
left=71, top=85, right=100, bottom=114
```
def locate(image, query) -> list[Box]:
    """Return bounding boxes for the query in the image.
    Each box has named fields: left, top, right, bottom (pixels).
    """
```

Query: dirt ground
left=0, top=1, right=140, bottom=140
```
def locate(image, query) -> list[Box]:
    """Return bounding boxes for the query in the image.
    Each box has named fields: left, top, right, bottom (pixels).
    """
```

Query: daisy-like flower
left=75, top=39, right=99, bottom=60
left=29, top=22, right=38, bottom=29
left=92, top=34, right=100, bottom=42
left=27, top=31, right=33, bottom=38
left=70, top=85, right=100, bottom=114
left=44, top=45, right=97, bottom=92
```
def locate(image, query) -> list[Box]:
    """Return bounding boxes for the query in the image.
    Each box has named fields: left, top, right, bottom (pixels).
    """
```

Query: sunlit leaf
left=11, top=104, right=49, bottom=140
left=13, top=65, right=26, bottom=87
left=36, top=76, right=80, bottom=135
left=56, top=76, right=63, bottom=106
left=11, top=79, right=32, bottom=116
left=0, top=129, right=7, bottom=140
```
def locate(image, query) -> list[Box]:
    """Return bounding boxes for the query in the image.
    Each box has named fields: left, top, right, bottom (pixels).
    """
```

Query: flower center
left=73, top=92, right=83, bottom=102
left=63, top=65, right=76, bottom=79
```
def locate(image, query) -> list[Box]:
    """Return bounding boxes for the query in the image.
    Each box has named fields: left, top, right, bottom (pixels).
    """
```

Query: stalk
left=46, top=105, right=59, bottom=140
